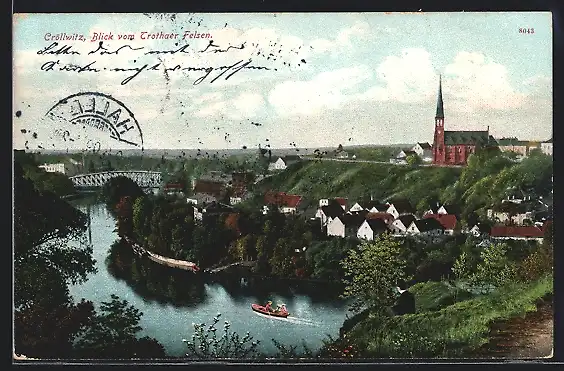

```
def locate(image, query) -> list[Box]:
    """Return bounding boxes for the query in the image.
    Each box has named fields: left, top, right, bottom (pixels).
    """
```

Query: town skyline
left=13, top=12, right=552, bottom=150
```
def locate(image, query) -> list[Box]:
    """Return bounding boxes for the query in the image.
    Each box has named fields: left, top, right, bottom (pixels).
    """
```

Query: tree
left=341, top=233, right=408, bottom=314
left=74, top=294, right=165, bottom=358
left=406, top=154, right=422, bottom=167
left=101, top=176, right=145, bottom=208
left=14, top=163, right=97, bottom=357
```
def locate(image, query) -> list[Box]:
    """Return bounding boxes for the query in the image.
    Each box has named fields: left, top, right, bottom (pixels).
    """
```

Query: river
left=68, top=200, right=350, bottom=357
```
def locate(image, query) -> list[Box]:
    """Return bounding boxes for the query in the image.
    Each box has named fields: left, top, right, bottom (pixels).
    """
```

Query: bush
left=517, top=245, right=553, bottom=282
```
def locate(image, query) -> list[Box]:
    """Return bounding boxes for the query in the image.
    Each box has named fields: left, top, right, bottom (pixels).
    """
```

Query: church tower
left=433, top=75, right=446, bottom=165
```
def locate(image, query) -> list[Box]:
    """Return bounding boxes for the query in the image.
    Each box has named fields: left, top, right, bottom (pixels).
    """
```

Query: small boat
left=251, top=303, right=290, bottom=318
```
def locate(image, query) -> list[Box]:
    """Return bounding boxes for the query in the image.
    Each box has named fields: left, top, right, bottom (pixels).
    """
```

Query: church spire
left=436, top=75, right=444, bottom=119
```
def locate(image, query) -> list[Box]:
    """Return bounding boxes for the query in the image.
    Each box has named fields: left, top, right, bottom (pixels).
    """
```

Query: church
left=432, top=76, right=497, bottom=166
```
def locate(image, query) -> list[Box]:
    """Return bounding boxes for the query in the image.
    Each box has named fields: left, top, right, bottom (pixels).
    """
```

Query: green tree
left=132, top=196, right=151, bottom=239
left=474, top=243, right=516, bottom=287
left=406, top=154, right=422, bottom=167
left=14, top=162, right=96, bottom=357
left=101, top=176, right=144, bottom=208
left=341, top=233, right=408, bottom=313
left=74, top=294, right=165, bottom=358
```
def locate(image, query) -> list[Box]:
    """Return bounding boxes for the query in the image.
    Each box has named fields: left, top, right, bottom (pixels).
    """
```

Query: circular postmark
left=42, top=92, right=144, bottom=151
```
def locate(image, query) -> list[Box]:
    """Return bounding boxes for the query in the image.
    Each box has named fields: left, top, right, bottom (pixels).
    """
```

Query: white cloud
left=358, top=48, right=437, bottom=103
left=309, top=21, right=371, bottom=54
left=268, top=66, right=372, bottom=116
left=444, top=51, right=526, bottom=111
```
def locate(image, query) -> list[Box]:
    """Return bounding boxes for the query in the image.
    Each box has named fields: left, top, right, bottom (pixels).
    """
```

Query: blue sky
left=13, top=12, right=552, bottom=150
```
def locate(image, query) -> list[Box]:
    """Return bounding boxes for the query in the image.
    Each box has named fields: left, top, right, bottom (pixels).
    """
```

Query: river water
left=68, top=201, right=350, bottom=357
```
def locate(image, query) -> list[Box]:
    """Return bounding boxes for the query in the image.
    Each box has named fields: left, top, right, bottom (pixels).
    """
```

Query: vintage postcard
left=13, top=12, right=553, bottom=361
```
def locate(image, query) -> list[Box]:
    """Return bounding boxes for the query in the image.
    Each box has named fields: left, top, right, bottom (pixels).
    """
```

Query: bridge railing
left=70, top=170, right=163, bottom=188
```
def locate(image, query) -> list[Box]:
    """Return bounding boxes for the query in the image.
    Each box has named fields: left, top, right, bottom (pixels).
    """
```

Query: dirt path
left=475, top=298, right=553, bottom=359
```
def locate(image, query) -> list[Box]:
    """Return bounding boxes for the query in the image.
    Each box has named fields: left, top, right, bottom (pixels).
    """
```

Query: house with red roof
left=263, top=191, right=303, bottom=214
left=424, top=213, right=458, bottom=235
left=490, top=225, right=545, bottom=242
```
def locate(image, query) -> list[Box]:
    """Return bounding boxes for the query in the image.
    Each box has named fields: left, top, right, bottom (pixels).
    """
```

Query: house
left=497, top=137, right=530, bottom=157
left=163, top=183, right=184, bottom=197
left=357, top=218, right=389, bottom=241
left=390, top=214, right=417, bottom=235
left=469, top=223, right=491, bottom=237
left=326, top=216, right=346, bottom=238
left=315, top=200, right=346, bottom=226
left=486, top=202, right=535, bottom=225
left=264, top=191, right=303, bottom=214
left=267, top=155, right=301, bottom=171
left=490, top=225, right=544, bottom=242
left=541, top=138, right=552, bottom=156
left=193, top=202, right=234, bottom=222
left=187, top=193, right=218, bottom=205
left=386, top=200, right=415, bottom=219
left=229, top=190, right=249, bottom=205
left=437, top=204, right=461, bottom=217
left=502, top=187, right=533, bottom=204
left=193, top=179, right=226, bottom=199
left=411, top=142, right=433, bottom=162
left=38, top=163, right=68, bottom=174
left=363, top=201, right=390, bottom=213
left=319, top=197, right=347, bottom=210
left=349, top=202, right=365, bottom=213
left=432, top=77, right=497, bottom=166
left=396, top=149, right=417, bottom=160
left=342, top=212, right=369, bottom=237
left=406, top=218, right=445, bottom=237
left=365, top=212, right=395, bottom=225
left=424, top=213, right=458, bottom=235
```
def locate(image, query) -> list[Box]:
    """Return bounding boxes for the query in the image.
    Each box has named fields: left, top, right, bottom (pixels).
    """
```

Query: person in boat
left=264, top=301, right=273, bottom=312
left=280, top=304, right=287, bottom=313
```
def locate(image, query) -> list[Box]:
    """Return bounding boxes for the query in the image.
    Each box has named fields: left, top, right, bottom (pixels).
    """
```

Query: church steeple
left=436, top=75, right=444, bottom=119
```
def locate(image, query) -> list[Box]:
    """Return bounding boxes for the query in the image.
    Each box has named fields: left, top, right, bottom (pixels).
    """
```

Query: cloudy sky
left=13, top=12, right=552, bottom=151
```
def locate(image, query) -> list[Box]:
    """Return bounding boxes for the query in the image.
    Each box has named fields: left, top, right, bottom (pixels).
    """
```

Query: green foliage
left=471, top=243, right=517, bottom=289
left=184, top=314, right=261, bottom=359
left=406, top=154, right=422, bottom=167
left=341, top=233, right=408, bottom=313
left=343, top=274, right=552, bottom=358
left=74, top=294, right=165, bottom=358
left=517, top=244, right=553, bottom=282
left=408, top=281, right=473, bottom=313
left=306, top=239, right=359, bottom=281
left=101, top=176, right=145, bottom=208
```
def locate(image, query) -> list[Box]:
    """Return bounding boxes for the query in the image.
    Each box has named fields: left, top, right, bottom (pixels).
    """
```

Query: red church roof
left=264, top=191, right=302, bottom=208
left=424, top=213, right=457, bottom=230
left=490, top=225, right=544, bottom=238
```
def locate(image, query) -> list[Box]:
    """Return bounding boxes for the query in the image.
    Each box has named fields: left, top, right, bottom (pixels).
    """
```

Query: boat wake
left=252, top=311, right=322, bottom=327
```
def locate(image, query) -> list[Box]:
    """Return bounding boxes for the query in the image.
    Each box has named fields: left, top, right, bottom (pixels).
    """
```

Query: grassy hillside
left=344, top=274, right=552, bottom=358
left=255, top=150, right=553, bottom=221
left=256, top=161, right=462, bottom=213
